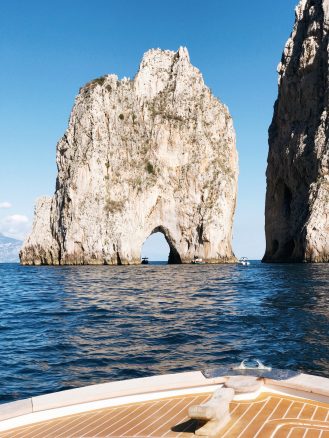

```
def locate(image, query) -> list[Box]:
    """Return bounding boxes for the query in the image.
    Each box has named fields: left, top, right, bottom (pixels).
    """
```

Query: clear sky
left=0, top=0, right=298, bottom=259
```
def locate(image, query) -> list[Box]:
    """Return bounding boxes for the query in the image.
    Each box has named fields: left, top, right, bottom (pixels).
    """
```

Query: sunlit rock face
left=264, top=0, right=329, bottom=263
left=21, top=47, right=238, bottom=265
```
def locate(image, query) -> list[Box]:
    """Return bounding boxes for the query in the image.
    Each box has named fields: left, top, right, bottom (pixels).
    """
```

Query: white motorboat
left=238, top=257, right=250, bottom=266
left=191, top=256, right=206, bottom=264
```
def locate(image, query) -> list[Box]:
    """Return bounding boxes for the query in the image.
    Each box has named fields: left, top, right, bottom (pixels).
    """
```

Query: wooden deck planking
left=1, top=392, right=329, bottom=437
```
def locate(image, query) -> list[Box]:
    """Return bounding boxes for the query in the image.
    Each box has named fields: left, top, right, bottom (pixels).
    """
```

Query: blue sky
left=0, top=0, right=297, bottom=259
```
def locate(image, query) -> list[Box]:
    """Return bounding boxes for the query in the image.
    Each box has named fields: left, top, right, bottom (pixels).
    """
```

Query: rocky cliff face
left=21, top=47, right=238, bottom=265
left=264, top=0, right=329, bottom=262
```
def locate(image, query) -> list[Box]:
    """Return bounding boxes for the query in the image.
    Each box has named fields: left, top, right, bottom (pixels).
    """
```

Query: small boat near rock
left=141, top=257, right=149, bottom=265
left=191, top=256, right=206, bottom=265
left=238, top=256, right=250, bottom=266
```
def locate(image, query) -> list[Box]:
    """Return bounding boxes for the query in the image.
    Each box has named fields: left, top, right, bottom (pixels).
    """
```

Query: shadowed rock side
left=21, top=47, right=238, bottom=265
left=264, top=0, right=329, bottom=263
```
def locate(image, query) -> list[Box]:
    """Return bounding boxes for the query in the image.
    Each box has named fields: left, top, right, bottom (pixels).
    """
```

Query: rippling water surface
left=1, top=261, right=329, bottom=403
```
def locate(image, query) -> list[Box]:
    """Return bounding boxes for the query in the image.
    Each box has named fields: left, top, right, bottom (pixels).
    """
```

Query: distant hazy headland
left=0, top=234, right=22, bottom=263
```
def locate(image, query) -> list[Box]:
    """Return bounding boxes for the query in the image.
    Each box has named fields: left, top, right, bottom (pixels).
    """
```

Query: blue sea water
left=1, top=261, right=329, bottom=404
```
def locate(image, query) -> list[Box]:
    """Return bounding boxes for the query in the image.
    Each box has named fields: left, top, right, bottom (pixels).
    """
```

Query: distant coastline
left=0, top=234, right=22, bottom=263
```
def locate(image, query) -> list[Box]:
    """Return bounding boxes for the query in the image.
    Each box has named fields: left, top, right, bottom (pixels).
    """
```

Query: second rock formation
left=264, top=0, right=329, bottom=262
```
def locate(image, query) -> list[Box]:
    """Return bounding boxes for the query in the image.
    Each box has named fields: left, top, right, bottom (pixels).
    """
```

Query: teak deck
left=1, top=392, right=329, bottom=437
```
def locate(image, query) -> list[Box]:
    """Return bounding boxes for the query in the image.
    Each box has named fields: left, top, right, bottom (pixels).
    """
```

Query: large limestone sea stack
left=264, top=0, right=329, bottom=262
left=21, top=47, right=238, bottom=265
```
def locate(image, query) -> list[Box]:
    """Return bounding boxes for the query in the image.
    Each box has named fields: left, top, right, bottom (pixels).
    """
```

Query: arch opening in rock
left=141, top=227, right=182, bottom=265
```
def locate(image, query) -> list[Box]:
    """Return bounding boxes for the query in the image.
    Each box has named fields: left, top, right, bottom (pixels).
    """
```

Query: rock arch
left=20, top=47, right=238, bottom=265
left=142, top=226, right=182, bottom=264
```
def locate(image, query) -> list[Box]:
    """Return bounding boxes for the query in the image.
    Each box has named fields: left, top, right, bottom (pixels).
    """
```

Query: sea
left=1, top=261, right=329, bottom=404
